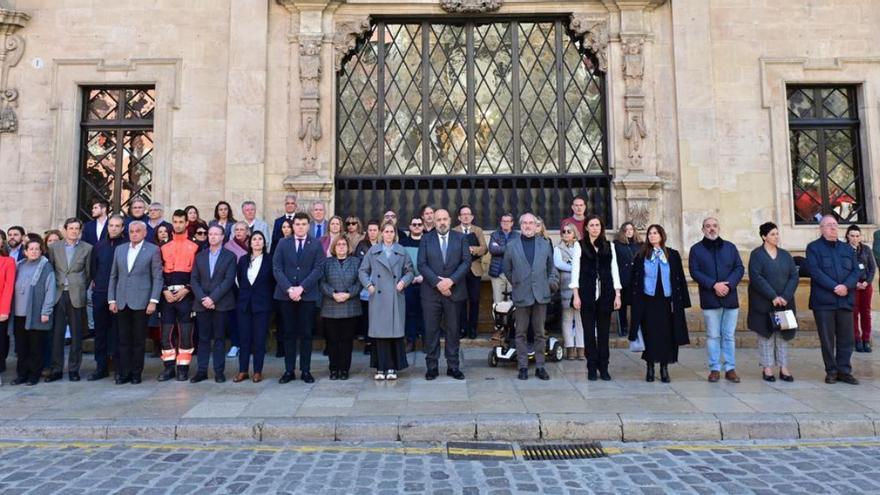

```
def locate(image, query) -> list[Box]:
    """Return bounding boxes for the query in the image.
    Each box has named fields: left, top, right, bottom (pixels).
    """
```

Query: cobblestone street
left=0, top=438, right=878, bottom=494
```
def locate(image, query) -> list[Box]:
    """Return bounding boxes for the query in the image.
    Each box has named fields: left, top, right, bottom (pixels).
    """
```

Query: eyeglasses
left=195, top=231, right=207, bottom=235
left=410, top=223, right=423, bottom=227
left=346, top=221, right=358, bottom=226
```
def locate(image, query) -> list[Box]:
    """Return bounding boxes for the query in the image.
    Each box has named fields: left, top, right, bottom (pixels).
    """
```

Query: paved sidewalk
left=1, top=347, right=878, bottom=442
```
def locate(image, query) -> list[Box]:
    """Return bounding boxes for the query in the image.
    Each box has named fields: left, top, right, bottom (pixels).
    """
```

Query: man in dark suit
left=417, top=208, right=471, bottom=380
left=189, top=225, right=238, bottom=383
left=46, top=218, right=93, bottom=382
left=273, top=212, right=323, bottom=384
left=82, top=199, right=110, bottom=247
left=271, top=194, right=298, bottom=253
left=107, top=220, right=163, bottom=384
left=308, top=201, right=328, bottom=239
left=6, top=226, right=25, bottom=261
left=87, top=214, right=126, bottom=381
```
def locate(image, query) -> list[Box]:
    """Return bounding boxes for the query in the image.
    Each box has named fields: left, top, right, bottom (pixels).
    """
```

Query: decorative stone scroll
left=568, top=14, right=608, bottom=73
left=621, top=36, right=647, bottom=170
left=298, top=33, right=323, bottom=174
left=0, top=7, right=30, bottom=134
left=439, top=0, right=502, bottom=14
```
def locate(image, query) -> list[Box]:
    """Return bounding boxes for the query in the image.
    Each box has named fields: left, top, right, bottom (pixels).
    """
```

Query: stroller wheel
left=550, top=342, right=564, bottom=362
left=488, top=350, right=499, bottom=367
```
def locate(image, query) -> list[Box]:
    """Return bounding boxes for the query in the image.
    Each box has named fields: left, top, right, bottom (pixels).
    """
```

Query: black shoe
left=425, top=368, right=439, bottom=381
left=329, top=370, right=339, bottom=380
left=762, top=372, right=776, bottom=382
left=824, top=373, right=837, bottom=384
left=599, top=366, right=611, bottom=381
left=214, top=373, right=226, bottom=383
left=618, top=326, right=628, bottom=338
left=779, top=371, right=794, bottom=382
left=446, top=369, right=465, bottom=380
left=87, top=370, right=108, bottom=381
left=275, top=348, right=285, bottom=358
left=459, top=328, right=467, bottom=339
left=363, top=343, right=373, bottom=355
left=158, top=364, right=176, bottom=382
left=517, top=368, right=528, bottom=380
left=25, top=378, right=38, bottom=386
left=190, top=372, right=208, bottom=383
left=176, top=365, right=189, bottom=382
left=646, top=363, right=655, bottom=383
left=467, top=328, right=478, bottom=340
left=130, top=375, right=142, bottom=384
left=587, top=368, right=598, bottom=381
left=10, top=376, right=27, bottom=386
left=279, top=372, right=295, bottom=384
left=67, top=372, right=80, bottom=382
left=659, top=364, right=670, bottom=383
left=855, top=341, right=865, bottom=353
left=838, top=373, right=859, bottom=385
left=865, top=342, right=873, bottom=353
left=535, top=368, right=550, bottom=381
left=301, top=372, right=315, bottom=384
left=340, top=370, right=349, bottom=381
left=115, top=375, right=131, bottom=385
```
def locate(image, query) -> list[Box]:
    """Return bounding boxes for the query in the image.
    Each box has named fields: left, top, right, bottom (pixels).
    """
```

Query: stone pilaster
left=0, top=7, right=29, bottom=134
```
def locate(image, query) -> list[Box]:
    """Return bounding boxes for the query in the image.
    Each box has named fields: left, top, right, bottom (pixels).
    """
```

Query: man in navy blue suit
left=5, top=226, right=25, bottom=261
left=87, top=214, right=127, bottom=381
left=271, top=194, right=298, bottom=253
left=83, top=199, right=110, bottom=247
left=273, top=212, right=323, bottom=384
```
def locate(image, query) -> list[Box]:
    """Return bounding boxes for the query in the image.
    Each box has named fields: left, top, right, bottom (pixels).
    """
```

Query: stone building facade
left=0, top=0, right=878, bottom=258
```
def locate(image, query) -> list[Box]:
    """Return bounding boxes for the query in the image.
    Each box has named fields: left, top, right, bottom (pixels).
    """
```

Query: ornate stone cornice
left=568, top=14, right=608, bottom=73
left=439, top=0, right=502, bottom=14
left=0, top=7, right=29, bottom=133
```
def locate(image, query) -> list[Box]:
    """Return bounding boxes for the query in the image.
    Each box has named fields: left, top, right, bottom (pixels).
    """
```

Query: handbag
left=629, top=329, right=645, bottom=353
left=769, top=309, right=797, bottom=331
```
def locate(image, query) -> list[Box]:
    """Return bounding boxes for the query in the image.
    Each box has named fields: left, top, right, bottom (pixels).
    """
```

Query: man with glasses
left=272, top=194, right=298, bottom=253
left=400, top=215, right=425, bottom=352
left=453, top=205, right=488, bottom=340
left=125, top=197, right=150, bottom=230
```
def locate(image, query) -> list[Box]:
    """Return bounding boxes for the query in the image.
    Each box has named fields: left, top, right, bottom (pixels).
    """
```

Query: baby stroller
left=488, top=292, right=564, bottom=367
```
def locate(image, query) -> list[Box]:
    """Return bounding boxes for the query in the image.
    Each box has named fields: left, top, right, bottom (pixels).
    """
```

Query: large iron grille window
left=788, top=86, right=865, bottom=224
left=77, top=86, right=155, bottom=219
left=337, top=18, right=608, bottom=227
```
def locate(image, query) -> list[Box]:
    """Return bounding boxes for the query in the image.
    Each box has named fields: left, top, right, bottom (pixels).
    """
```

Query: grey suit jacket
left=191, top=248, right=238, bottom=312
left=503, top=235, right=557, bottom=307
left=417, top=230, right=471, bottom=302
left=108, top=242, right=163, bottom=310
left=320, top=256, right=362, bottom=319
left=47, top=240, right=93, bottom=308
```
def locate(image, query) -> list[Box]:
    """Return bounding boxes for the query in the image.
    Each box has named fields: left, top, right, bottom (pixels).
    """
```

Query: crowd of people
left=0, top=194, right=872, bottom=387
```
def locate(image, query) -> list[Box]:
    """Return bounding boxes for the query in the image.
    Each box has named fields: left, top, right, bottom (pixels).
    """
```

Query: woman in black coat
left=629, top=224, right=691, bottom=383
left=234, top=231, right=274, bottom=383
left=614, top=222, right=642, bottom=337
left=747, top=222, right=798, bottom=382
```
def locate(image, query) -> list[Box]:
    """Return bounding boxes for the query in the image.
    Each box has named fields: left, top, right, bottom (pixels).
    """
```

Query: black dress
left=640, top=275, right=678, bottom=364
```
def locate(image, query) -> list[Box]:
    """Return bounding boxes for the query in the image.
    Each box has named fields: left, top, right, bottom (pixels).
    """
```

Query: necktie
left=316, top=224, right=322, bottom=238
left=297, top=239, right=303, bottom=254
left=440, top=235, right=447, bottom=263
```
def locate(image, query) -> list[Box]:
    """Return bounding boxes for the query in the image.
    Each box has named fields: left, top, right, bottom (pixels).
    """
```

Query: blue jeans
left=703, top=308, right=738, bottom=372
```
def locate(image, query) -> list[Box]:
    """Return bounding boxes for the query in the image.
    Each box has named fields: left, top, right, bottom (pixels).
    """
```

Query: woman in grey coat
left=747, top=222, right=799, bottom=382
left=11, top=239, right=56, bottom=386
left=320, top=235, right=362, bottom=380
left=358, top=221, right=414, bottom=380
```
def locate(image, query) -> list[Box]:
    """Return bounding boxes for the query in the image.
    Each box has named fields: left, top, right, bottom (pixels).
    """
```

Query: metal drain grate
left=520, top=442, right=607, bottom=461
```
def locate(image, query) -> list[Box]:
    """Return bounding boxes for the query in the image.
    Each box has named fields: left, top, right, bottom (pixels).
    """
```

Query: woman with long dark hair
left=629, top=224, right=691, bottom=383
left=234, top=231, right=273, bottom=383
left=210, top=201, right=236, bottom=243
left=184, top=205, right=202, bottom=239
left=614, top=222, right=642, bottom=337
left=572, top=215, right=621, bottom=381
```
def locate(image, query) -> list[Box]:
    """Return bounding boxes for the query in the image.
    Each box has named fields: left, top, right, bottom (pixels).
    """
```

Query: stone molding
left=568, top=14, right=608, bottom=73
left=439, top=0, right=502, bottom=14
left=0, top=7, right=29, bottom=133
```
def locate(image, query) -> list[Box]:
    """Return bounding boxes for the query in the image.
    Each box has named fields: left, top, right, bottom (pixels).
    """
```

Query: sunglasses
left=195, top=231, right=207, bottom=235
left=346, top=221, right=359, bottom=226
left=410, top=223, right=423, bottom=227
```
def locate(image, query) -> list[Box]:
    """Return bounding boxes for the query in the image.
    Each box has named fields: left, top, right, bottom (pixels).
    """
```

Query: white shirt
left=569, top=240, right=622, bottom=300
left=127, top=241, right=144, bottom=272
left=96, top=218, right=107, bottom=240
left=247, top=255, right=263, bottom=285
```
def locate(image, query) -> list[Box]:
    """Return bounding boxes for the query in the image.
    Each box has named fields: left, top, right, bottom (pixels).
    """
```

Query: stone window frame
left=48, top=58, right=181, bottom=226
left=760, top=56, right=880, bottom=242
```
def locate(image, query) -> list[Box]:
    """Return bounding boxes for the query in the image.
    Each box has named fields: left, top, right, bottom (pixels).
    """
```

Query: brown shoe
left=565, top=348, right=575, bottom=360
left=725, top=370, right=741, bottom=383
left=490, top=330, right=504, bottom=344
left=233, top=372, right=249, bottom=383
left=252, top=373, right=263, bottom=383
left=708, top=371, right=721, bottom=382
left=576, top=348, right=586, bottom=361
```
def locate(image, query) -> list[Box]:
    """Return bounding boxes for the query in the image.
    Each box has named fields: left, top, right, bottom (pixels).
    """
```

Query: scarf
left=233, top=236, right=249, bottom=252
left=700, top=236, right=723, bottom=250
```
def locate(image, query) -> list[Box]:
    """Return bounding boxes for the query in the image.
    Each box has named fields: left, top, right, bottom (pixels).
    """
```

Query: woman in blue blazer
left=234, top=231, right=274, bottom=383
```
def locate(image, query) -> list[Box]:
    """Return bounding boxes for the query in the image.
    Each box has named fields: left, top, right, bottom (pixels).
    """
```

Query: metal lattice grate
left=520, top=442, right=607, bottom=461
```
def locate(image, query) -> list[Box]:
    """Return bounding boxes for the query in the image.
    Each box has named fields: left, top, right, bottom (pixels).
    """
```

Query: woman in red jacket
left=0, top=239, right=16, bottom=380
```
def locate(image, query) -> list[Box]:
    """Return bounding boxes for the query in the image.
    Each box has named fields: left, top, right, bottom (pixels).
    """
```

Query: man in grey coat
left=503, top=213, right=557, bottom=381
left=108, top=221, right=163, bottom=384
left=418, top=208, right=471, bottom=380
left=46, top=218, right=93, bottom=382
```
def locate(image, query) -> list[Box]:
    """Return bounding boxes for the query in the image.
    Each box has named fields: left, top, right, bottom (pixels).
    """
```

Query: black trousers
left=325, top=317, right=356, bottom=372
left=92, top=291, right=119, bottom=372
left=196, top=310, right=229, bottom=374
left=581, top=302, right=612, bottom=371
left=238, top=309, right=270, bottom=373
left=51, top=291, right=86, bottom=374
left=814, top=309, right=854, bottom=375
left=421, top=295, right=461, bottom=371
left=13, top=317, right=43, bottom=381
left=117, top=307, right=147, bottom=378
left=459, top=271, right=481, bottom=334
left=0, top=318, right=9, bottom=372
left=279, top=301, right=316, bottom=373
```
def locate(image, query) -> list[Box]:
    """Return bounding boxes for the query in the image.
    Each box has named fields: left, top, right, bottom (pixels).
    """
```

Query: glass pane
left=790, top=129, right=822, bottom=223
left=564, top=33, right=604, bottom=174
left=474, top=23, right=514, bottom=175
left=518, top=22, right=559, bottom=174
left=821, top=88, right=852, bottom=119
left=338, top=26, right=380, bottom=176
left=824, top=128, right=860, bottom=222
left=427, top=23, right=468, bottom=175
left=383, top=24, right=423, bottom=176
left=787, top=89, right=814, bottom=120
left=87, top=89, right=120, bottom=121
left=119, top=131, right=154, bottom=210
left=124, top=89, right=156, bottom=120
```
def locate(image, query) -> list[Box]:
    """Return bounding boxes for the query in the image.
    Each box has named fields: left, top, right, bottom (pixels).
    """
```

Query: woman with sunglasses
left=190, top=221, right=209, bottom=252
left=344, top=216, right=363, bottom=253
left=555, top=224, right=584, bottom=360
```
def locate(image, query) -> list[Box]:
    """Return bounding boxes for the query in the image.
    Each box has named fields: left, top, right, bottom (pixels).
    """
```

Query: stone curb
left=0, top=413, right=878, bottom=443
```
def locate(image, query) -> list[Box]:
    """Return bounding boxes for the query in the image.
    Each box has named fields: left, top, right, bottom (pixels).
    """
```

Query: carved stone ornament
left=0, top=8, right=29, bottom=134
left=298, top=33, right=323, bottom=174
left=439, top=0, right=502, bottom=14
left=333, top=17, right=371, bottom=72
left=568, top=15, right=608, bottom=73
left=627, top=200, right=651, bottom=230
left=621, top=36, right=648, bottom=171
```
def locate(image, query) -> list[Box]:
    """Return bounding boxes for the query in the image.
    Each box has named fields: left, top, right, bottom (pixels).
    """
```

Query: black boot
left=660, top=363, right=670, bottom=383
left=599, top=363, right=611, bottom=381
left=157, top=362, right=176, bottom=382
left=176, top=365, right=189, bottom=382
left=646, top=362, right=655, bottom=382
left=587, top=362, right=598, bottom=381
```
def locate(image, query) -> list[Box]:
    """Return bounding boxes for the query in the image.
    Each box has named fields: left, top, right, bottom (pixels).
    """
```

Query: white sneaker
left=374, top=371, right=386, bottom=380
left=226, top=346, right=239, bottom=358
left=386, top=370, right=397, bottom=380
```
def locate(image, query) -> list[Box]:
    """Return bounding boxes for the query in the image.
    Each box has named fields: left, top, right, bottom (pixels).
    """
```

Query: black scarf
left=700, top=236, right=723, bottom=250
